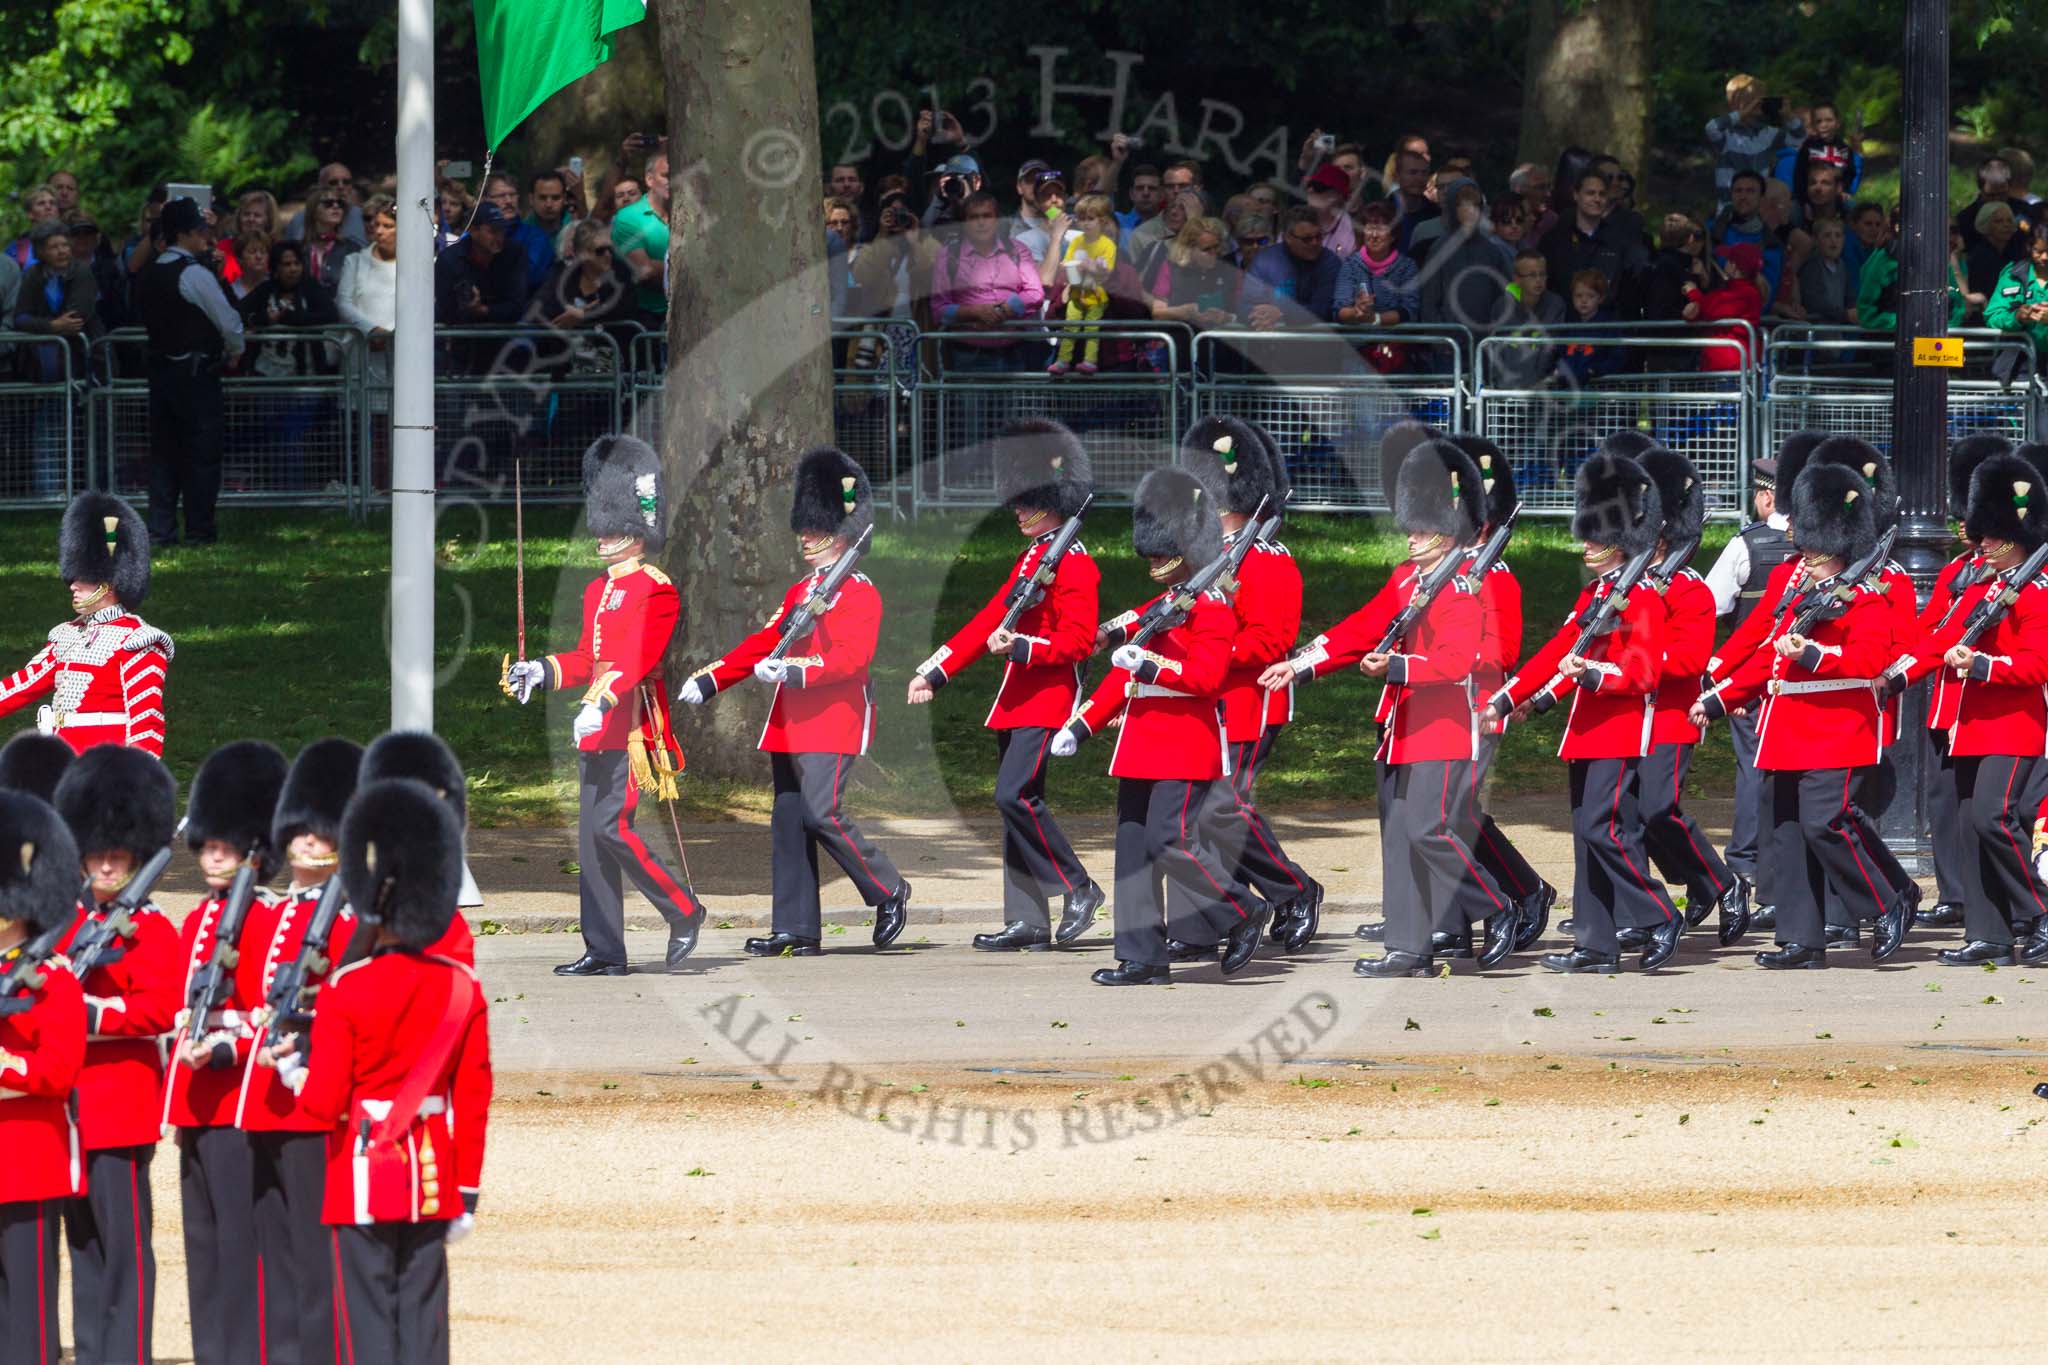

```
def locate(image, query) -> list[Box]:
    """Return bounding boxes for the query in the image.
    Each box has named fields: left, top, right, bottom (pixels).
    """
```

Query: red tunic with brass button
left=1473, top=558, right=1522, bottom=732
left=1710, top=556, right=1803, bottom=682
left=1896, top=551, right=1986, bottom=729
left=702, top=571, right=883, bottom=755
left=235, top=885, right=358, bottom=1132
left=1875, top=563, right=1918, bottom=747
left=1072, top=592, right=1236, bottom=780
left=0, top=606, right=172, bottom=755
left=1501, top=576, right=1666, bottom=759
left=1911, top=570, right=2048, bottom=757
left=162, top=889, right=275, bottom=1130
left=300, top=948, right=491, bottom=1226
left=919, top=533, right=1098, bottom=729
left=1710, top=583, right=1892, bottom=770
left=0, top=951, right=86, bottom=1204
left=1651, top=570, right=1717, bottom=745
left=57, top=901, right=180, bottom=1150
left=1294, top=562, right=1480, bottom=764
left=543, top=558, right=684, bottom=769
left=1216, top=537, right=1302, bottom=743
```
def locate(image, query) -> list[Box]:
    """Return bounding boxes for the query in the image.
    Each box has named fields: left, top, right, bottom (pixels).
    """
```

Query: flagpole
left=391, top=0, right=436, bottom=730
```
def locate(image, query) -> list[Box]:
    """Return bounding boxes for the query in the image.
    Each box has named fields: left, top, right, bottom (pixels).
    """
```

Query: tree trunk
left=1519, top=0, right=1651, bottom=180
left=652, top=0, right=834, bottom=777
left=522, top=7, right=667, bottom=198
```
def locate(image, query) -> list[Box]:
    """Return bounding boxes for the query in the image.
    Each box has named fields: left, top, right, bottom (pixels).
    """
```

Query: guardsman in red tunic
left=240, top=737, right=361, bottom=1365
left=909, top=419, right=1104, bottom=951
left=0, top=494, right=170, bottom=758
left=680, top=448, right=912, bottom=956
left=1635, top=447, right=1750, bottom=945
left=0, top=793, right=88, bottom=1364
left=1052, top=467, right=1271, bottom=985
left=51, top=744, right=180, bottom=1365
left=1177, top=417, right=1321, bottom=952
left=164, top=739, right=287, bottom=1365
left=358, top=733, right=479, bottom=968
left=1490, top=452, right=1682, bottom=974
left=1693, top=462, right=1917, bottom=967
left=504, top=436, right=705, bottom=977
left=301, top=778, right=492, bottom=1365
left=1907, top=453, right=2048, bottom=965
left=1274, top=438, right=1517, bottom=976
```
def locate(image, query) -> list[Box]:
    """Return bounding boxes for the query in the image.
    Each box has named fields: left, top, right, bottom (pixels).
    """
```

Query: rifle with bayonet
left=0, top=910, right=79, bottom=1019
left=765, top=523, right=875, bottom=664
left=1519, top=541, right=1660, bottom=715
left=1120, top=493, right=1273, bottom=649
left=1786, top=524, right=1898, bottom=638
left=258, top=876, right=350, bottom=1092
left=1374, top=505, right=1519, bottom=658
left=66, top=841, right=178, bottom=981
left=1949, top=535, right=2048, bottom=649
left=995, top=495, right=1094, bottom=638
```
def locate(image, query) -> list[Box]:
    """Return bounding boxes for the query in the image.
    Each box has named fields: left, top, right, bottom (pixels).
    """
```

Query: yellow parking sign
left=1912, top=336, right=1964, bottom=367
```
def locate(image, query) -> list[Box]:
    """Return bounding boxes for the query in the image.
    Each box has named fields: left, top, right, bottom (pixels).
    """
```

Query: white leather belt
left=1125, top=683, right=1192, bottom=699
left=0, top=1089, right=24, bottom=1102
left=36, top=706, right=125, bottom=734
left=1769, top=678, right=1872, bottom=696
left=201, top=1009, right=248, bottom=1031
left=357, top=1095, right=447, bottom=1120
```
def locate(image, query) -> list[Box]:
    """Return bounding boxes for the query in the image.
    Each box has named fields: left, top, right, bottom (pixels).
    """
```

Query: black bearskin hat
left=340, top=779, right=462, bottom=949
left=1597, top=429, right=1658, bottom=462
left=1377, top=421, right=1443, bottom=512
left=53, top=744, right=176, bottom=862
left=1451, top=434, right=1516, bottom=531
left=1951, top=433, right=2016, bottom=520
left=1182, top=415, right=1281, bottom=518
left=1965, top=452, right=2048, bottom=553
left=581, top=435, right=665, bottom=554
left=360, top=732, right=468, bottom=829
left=1571, top=453, right=1664, bottom=558
left=1394, top=440, right=1485, bottom=541
left=1809, top=436, right=1896, bottom=533
left=1246, top=419, right=1293, bottom=521
left=59, top=493, right=150, bottom=608
left=1131, top=467, right=1224, bottom=571
left=185, top=740, right=289, bottom=874
left=1790, top=462, right=1878, bottom=563
left=1638, top=446, right=1706, bottom=547
left=993, top=418, right=1092, bottom=520
left=0, top=734, right=73, bottom=805
left=0, top=792, right=81, bottom=933
left=273, top=737, right=363, bottom=853
left=790, top=447, right=874, bottom=541
left=1773, top=431, right=1827, bottom=503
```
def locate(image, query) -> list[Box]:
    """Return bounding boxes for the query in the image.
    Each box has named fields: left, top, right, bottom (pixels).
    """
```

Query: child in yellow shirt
left=1050, top=194, right=1117, bottom=375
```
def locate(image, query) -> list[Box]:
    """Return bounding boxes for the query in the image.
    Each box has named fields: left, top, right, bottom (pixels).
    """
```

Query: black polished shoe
left=1871, top=899, right=1911, bottom=962
left=973, top=921, right=1053, bottom=952
left=2021, top=918, right=2048, bottom=964
left=743, top=933, right=823, bottom=958
left=1281, top=880, right=1325, bottom=952
left=1477, top=907, right=1520, bottom=969
left=1540, top=948, right=1621, bottom=974
left=1756, top=943, right=1828, bottom=969
left=1092, top=960, right=1170, bottom=986
left=1717, top=881, right=1752, bottom=947
left=1164, top=938, right=1215, bottom=963
left=1616, top=927, right=1652, bottom=951
left=1914, top=901, right=1965, bottom=929
left=1824, top=923, right=1861, bottom=948
left=1513, top=882, right=1557, bottom=952
left=872, top=882, right=912, bottom=948
left=1641, top=915, right=1685, bottom=971
left=1267, top=902, right=1299, bottom=945
left=665, top=914, right=702, bottom=969
left=1683, top=893, right=1713, bottom=930
left=1936, top=940, right=2019, bottom=967
left=1557, top=916, right=1578, bottom=935
left=1220, top=907, right=1273, bottom=975
left=554, top=954, right=628, bottom=977
left=1430, top=931, right=1475, bottom=960
left=1750, top=904, right=1778, bottom=932
left=1055, top=881, right=1103, bottom=945
left=1354, top=951, right=1434, bottom=978
left=1354, top=919, right=1388, bottom=942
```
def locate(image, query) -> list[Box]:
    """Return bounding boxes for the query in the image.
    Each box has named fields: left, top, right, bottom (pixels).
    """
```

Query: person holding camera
left=851, top=187, right=938, bottom=330
left=138, top=197, right=243, bottom=546
left=1705, top=74, right=1802, bottom=210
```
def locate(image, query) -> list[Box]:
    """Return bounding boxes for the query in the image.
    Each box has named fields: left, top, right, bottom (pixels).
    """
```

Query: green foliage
left=174, top=103, right=318, bottom=203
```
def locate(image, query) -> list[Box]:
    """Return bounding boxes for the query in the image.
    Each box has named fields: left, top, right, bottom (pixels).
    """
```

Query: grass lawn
left=0, top=507, right=1737, bottom=827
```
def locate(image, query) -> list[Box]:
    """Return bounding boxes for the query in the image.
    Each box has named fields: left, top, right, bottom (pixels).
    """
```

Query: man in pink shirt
left=931, top=192, right=1044, bottom=367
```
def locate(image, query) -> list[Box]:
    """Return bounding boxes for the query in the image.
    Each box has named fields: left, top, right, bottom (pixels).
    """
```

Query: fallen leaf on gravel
left=1404, top=1018, right=1421, bottom=1031
left=1982, top=995, right=2004, bottom=1005
left=1291, top=1076, right=1331, bottom=1089
left=1411, top=1207, right=1432, bottom=1216
left=1678, top=1113, right=1690, bottom=1125
left=686, top=1167, right=712, bottom=1176
left=1051, top=1020, right=1069, bottom=1029
left=1815, top=1032, right=1833, bottom=1039
left=557, top=859, right=579, bottom=875
left=1418, top=1228, right=1442, bottom=1241
left=1484, top=1098, right=1501, bottom=1107
left=1532, top=1007, right=1555, bottom=1018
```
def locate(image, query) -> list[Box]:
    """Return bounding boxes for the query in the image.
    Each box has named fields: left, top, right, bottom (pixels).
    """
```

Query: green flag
left=474, top=0, right=648, bottom=150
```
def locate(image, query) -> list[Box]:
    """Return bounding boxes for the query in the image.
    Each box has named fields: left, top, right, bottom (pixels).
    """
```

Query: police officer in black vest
left=138, top=197, right=244, bottom=546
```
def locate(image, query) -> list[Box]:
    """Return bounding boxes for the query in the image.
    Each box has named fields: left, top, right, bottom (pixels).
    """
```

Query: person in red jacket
left=1178, top=416, right=1321, bottom=953
left=505, top=436, right=705, bottom=977
left=1273, top=437, right=1518, bottom=976
left=0, top=792, right=89, bottom=1363
left=0, top=494, right=172, bottom=757
left=680, top=448, right=912, bottom=956
left=1635, top=446, right=1750, bottom=944
left=1693, top=461, right=1917, bottom=967
left=357, top=732, right=479, bottom=967
left=1491, top=451, right=1683, bottom=973
left=301, top=777, right=492, bottom=1365
left=50, top=744, right=180, bottom=1365
left=910, top=419, right=1104, bottom=952
left=163, top=738, right=286, bottom=1365
left=241, top=736, right=361, bottom=1365
left=1684, top=242, right=1763, bottom=371
left=1052, top=466, right=1271, bottom=985
left=1912, top=452, right=2048, bottom=965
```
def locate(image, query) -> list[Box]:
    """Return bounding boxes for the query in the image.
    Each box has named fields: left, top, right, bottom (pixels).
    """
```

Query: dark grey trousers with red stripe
left=1467, top=731, right=1543, bottom=905
left=179, top=1125, right=261, bottom=1365
left=1638, top=742, right=1736, bottom=910
left=1114, top=778, right=1259, bottom=965
left=1567, top=757, right=1678, bottom=955
left=1376, top=757, right=1509, bottom=955
left=578, top=750, right=706, bottom=964
left=63, top=1144, right=155, bottom=1365
left=1955, top=754, right=2048, bottom=946
left=330, top=1222, right=449, bottom=1365
left=1766, top=766, right=1916, bottom=951
left=770, top=752, right=904, bottom=939
left=1207, top=727, right=1311, bottom=903
left=993, top=726, right=1092, bottom=928
left=0, top=1199, right=61, bottom=1365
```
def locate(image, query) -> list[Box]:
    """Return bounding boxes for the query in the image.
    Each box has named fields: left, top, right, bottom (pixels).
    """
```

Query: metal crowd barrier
left=89, top=327, right=368, bottom=516
left=0, top=331, right=80, bottom=507
left=1764, top=327, right=2039, bottom=458
left=1192, top=328, right=1467, bottom=513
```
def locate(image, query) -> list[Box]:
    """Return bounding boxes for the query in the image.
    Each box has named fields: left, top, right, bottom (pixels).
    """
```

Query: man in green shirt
left=1984, top=226, right=2048, bottom=349
left=611, top=149, right=670, bottom=316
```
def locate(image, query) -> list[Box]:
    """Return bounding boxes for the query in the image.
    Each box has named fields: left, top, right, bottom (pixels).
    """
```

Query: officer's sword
left=640, top=681, right=695, bottom=887
left=499, top=459, right=530, bottom=700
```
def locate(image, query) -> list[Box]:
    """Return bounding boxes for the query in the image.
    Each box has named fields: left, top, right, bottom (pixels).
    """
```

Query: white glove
left=572, top=703, right=604, bottom=743
left=445, top=1212, right=476, bottom=1246
left=1050, top=728, right=1079, bottom=758
left=754, top=658, right=789, bottom=685
left=505, top=659, right=545, bottom=704
left=1111, top=644, right=1145, bottom=673
left=678, top=677, right=707, bottom=705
